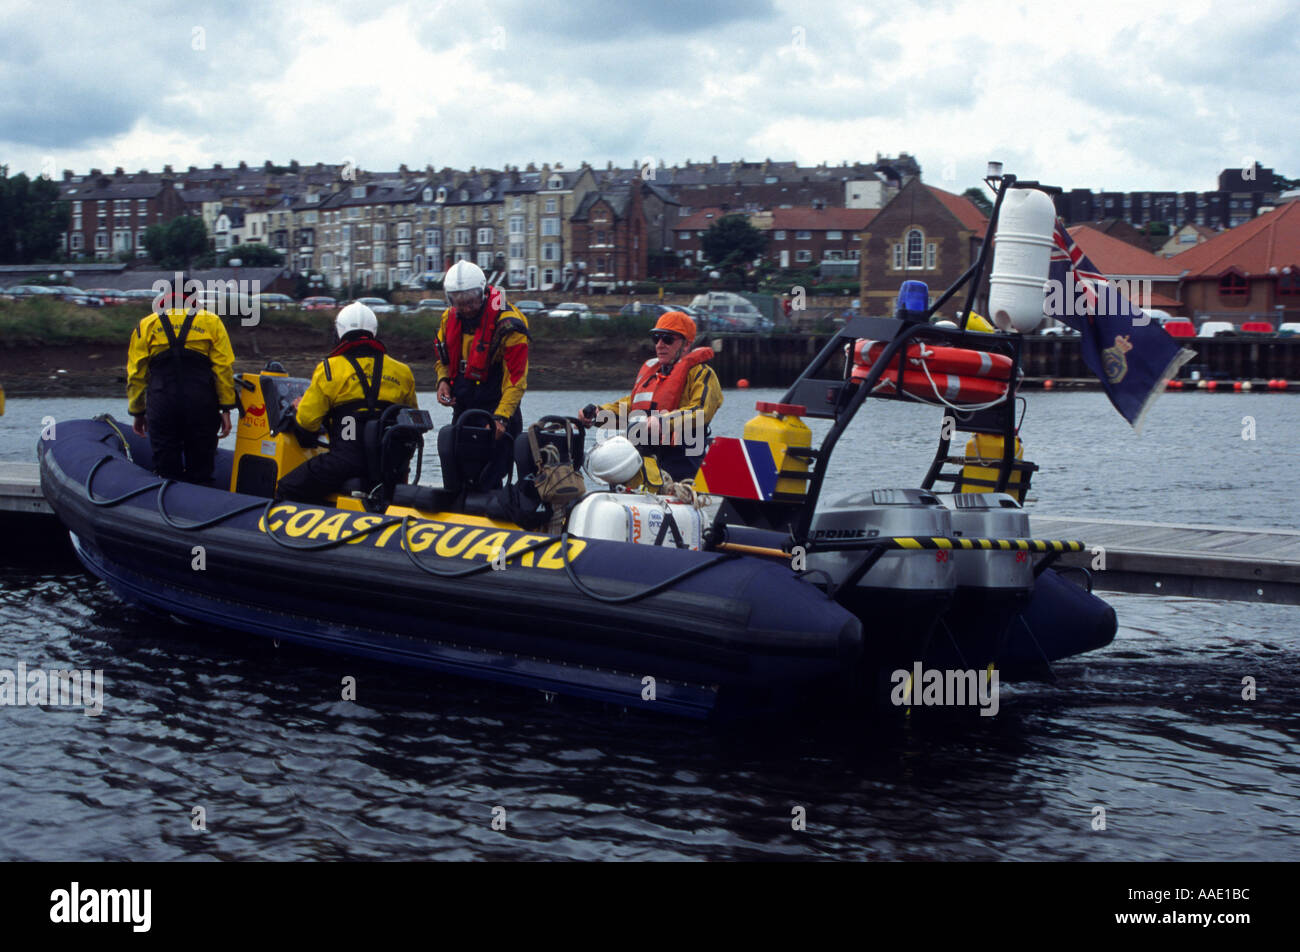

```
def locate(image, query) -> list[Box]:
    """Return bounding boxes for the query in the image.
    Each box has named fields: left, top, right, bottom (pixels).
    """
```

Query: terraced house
left=58, top=168, right=187, bottom=260
left=315, top=177, right=424, bottom=290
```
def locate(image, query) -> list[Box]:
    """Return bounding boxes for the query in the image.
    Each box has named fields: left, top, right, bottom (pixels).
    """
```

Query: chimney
left=114, top=166, right=125, bottom=176
left=213, top=163, right=223, bottom=170
left=239, top=160, right=248, bottom=170
left=188, top=165, right=198, bottom=173
left=62, top=170, right=73, bottom=181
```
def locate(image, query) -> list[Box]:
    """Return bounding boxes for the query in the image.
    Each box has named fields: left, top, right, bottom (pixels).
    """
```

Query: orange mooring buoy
left=737, top=378, right=750, bottom=389
left=1043, top=379, right=1054, bottom=391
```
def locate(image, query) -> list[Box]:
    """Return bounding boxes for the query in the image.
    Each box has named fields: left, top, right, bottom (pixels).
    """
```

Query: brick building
left=59, top=169, right=187, bottom=260
left=857, top=181, right=988, bottom=317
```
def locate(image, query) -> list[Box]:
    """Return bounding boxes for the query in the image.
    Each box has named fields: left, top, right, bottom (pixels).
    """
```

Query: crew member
left=126, top=292, right=236, bottom=484
left=276, top=302, right=418, bottom=503
left=434, top=260, right=530, bottom=489
left=578, top=311, right=722, bottom=481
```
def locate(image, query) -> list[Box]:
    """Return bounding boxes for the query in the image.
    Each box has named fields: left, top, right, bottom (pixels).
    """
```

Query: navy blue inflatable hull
left=40, top=419, right=863, bottom=718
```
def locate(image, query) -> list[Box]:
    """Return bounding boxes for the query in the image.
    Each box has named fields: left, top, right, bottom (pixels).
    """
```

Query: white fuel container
left=566, top=493, right=704, bottom=550
left=987, top=187, right=1058, bottom=333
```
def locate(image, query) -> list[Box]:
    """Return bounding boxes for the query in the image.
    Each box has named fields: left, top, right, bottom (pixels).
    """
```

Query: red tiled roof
left=767, top=207, right=877, bottom=231
left=1171, top=201, right=1300, bottom=277
left=1068, top=225, right=1184, bottom=277
left=925, top=185, right=989, bottom=233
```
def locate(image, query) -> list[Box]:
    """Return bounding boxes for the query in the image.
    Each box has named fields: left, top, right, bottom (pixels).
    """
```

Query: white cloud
left=0, top=0, right=1293, bottom=192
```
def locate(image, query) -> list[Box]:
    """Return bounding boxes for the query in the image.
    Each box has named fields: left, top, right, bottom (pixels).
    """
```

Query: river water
left=1, top=389, right=1297, bottom=860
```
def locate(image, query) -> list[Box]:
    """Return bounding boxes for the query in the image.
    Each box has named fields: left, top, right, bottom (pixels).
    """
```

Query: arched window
left=1218, top=271, right=1248, bottom=300
left=906, top=229, right=924, bottom=269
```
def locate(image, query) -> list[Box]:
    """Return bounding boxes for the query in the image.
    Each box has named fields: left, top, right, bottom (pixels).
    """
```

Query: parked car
left=7, top=284, right=59, bottom=298
left=123, top=288, right=162, bottom=301
left=687, top=291, right=768, bottom=332
left=512, top=299, right=547, bottom=317
left=415, top=298, right=444, bottom=311
left=1240, top=321, right=1274, bottom=334
left=356, top=296, right=397, bottom=314
left=1162, top=318, right=1196, bottom=338
left=84, top=288, right=129, bottom=305
left=301, top=296, right=337, bottom=311
left=1278, top=322, right=1300, bottom=337
left=548, top=302, right=591, bottom=319
left=617, top=302, right=676, bottom=319
left=255, top=293, right=294, bottom=310
left=1197, top=321, right=1237, bottom=338
left=1040, top=319, right=1080, bottom=337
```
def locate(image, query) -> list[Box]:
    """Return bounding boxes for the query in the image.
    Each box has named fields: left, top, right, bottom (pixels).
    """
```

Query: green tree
left=221, top=242, right=284, bottom=267
left=700, top=214, right=768, bottom=271
left=144, top=215, right=210, bottom=269
left=0, top=166, right=67, bottom=263
left=963, top=187, right=993, bottom=217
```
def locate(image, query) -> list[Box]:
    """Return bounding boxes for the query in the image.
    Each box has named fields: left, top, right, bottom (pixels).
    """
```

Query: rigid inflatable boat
left=38, top=305, right=1116, bottom=719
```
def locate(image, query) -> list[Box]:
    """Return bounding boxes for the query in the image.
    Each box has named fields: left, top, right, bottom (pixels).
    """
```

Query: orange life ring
left=851, top=339, right=1013, bottom=381
left=866, top=367, right=1010, bottom=405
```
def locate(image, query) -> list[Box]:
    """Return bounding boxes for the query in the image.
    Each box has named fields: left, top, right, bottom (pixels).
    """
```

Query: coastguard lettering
left=260, top=507, right=587, bottom=568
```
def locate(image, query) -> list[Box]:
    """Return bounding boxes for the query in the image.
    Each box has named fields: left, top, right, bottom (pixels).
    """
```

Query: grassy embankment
left=0, top=298, right=663, bottom=396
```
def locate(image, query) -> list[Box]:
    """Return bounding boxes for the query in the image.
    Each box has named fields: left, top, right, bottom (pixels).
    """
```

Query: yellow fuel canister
left=960, top=433, right=1025, bottom=500
left=743, top=401, right=812, bottom=498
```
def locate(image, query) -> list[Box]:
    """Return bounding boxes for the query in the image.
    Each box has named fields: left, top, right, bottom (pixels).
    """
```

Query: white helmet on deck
left=444, top=260, right=487, bottom=301
left=335, top=301, right=378, bottom=338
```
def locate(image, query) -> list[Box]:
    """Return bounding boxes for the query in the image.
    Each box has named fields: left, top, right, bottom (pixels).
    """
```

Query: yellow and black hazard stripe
left=884, top=537, right=1085, bottom=552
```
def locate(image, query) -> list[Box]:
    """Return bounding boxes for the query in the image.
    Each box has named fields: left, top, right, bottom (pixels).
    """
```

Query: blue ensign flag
left=1047, top=219, right=1194, bottom=431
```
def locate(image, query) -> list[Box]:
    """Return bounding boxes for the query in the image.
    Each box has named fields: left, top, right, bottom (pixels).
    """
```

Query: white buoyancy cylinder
left=566, top=493, right=704, bottom=550
left=987, top=188, right=1058, bottom=333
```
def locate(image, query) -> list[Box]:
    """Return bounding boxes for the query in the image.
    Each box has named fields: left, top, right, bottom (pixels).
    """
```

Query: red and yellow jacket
left=434, top=287, right=529, bottom=420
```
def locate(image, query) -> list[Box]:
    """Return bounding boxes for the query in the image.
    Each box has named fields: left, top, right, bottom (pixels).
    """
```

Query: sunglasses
left=650, top=332, right=683, bottom=344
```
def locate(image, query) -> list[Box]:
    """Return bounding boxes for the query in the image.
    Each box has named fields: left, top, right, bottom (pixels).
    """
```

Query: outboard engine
left=929, top=493, right=1034, bottom=669
left=807, top=488, right=956, bottom=676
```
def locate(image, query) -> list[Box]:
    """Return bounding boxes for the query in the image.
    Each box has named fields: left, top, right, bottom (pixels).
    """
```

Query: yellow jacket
left=600, top=362, right=723, bottom=442
left=294, top=347, right=418, bottom=433
left=126, top=309, right=237, bottom=416
left=434, top=304, right=529, bottom=420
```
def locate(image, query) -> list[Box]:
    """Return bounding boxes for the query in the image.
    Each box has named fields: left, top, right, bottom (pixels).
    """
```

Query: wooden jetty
left=2, top=462, right=1297, bottom=605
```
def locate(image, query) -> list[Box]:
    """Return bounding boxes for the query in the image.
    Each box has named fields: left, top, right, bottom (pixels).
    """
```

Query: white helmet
left=335, top=301, right=378, bottom=338
left=587, top=436, right=644, bottom=486
left=444, top=260, right=487, bottom=299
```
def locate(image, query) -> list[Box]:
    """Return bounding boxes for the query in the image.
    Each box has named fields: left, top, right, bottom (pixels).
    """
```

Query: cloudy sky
left=1, top=0, right=1294, bottom=193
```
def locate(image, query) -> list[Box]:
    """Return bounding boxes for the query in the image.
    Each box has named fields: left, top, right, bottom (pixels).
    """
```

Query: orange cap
left=653, top=311, right=696, bottom=341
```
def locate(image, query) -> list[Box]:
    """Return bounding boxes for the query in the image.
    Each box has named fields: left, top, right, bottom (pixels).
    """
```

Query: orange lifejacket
left=629, top=347, right=714, bottom=413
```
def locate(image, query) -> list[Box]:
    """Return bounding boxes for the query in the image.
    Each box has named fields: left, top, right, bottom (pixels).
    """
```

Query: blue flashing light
left=899, top=280, right=929, bottom=314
